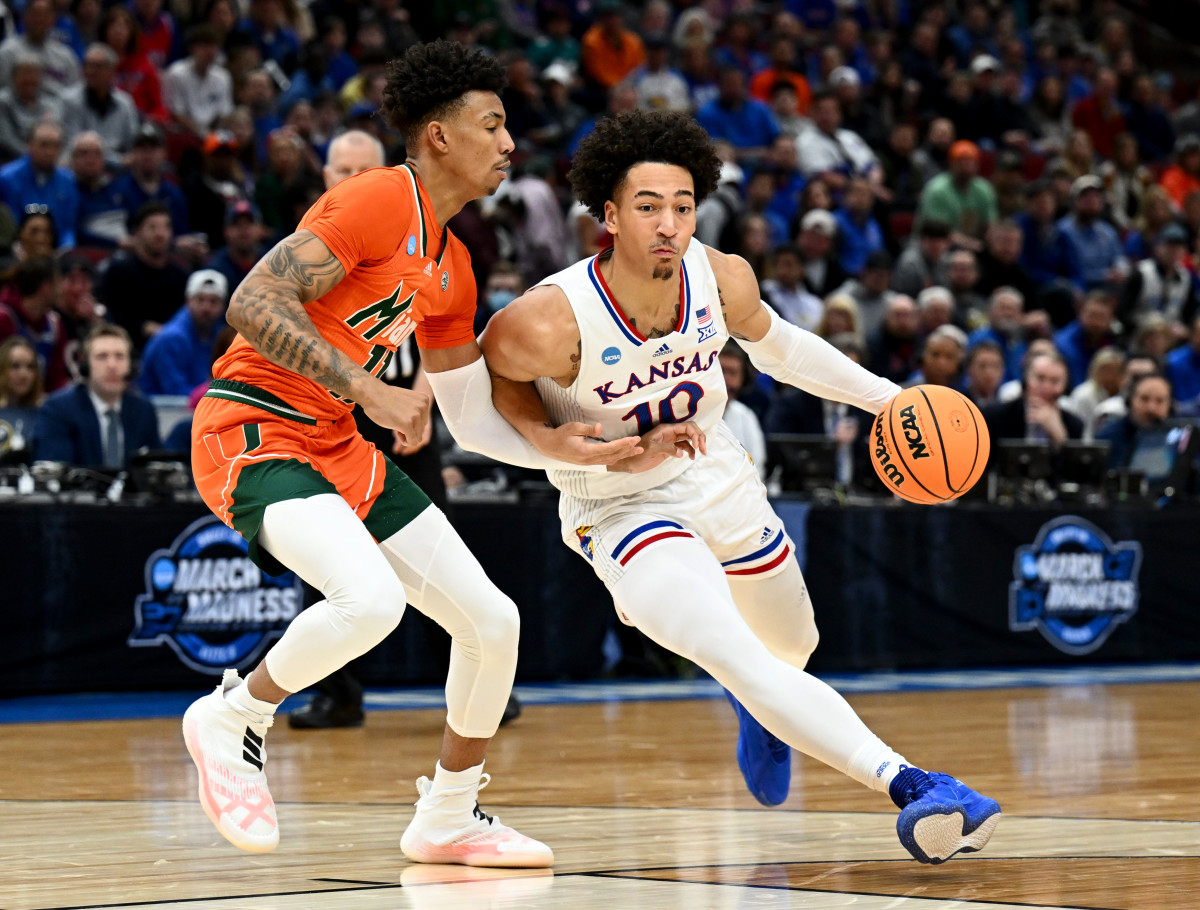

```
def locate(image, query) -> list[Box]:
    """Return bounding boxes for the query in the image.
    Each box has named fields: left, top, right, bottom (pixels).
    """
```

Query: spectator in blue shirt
left=0, top=121, right=79, bottom=249
left=946, top=3, right=999, bottom=69
left=110, top=122, right=190, bottom=238
left=138, top=268, right=227, bottom=396
left=695, top=66, right=780, bottom=165
left=967, top=286, right=1031, bottom=383
left=1166, top=314, right=1200, bottom=416
left=69, top=130, right=126, bottom=249
left=1056, top=175, right=1128, bottom=292
left=1054, top=290, right=1120, bottom=390
left=833, top=175, right=884, bottom=275
left=1014, top=180, right=1081, bottom=327
left=238, top=0, right=299, bottom=73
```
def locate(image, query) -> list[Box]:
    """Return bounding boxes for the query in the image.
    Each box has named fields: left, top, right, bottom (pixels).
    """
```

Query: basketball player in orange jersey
left=478, top=110, right=1003, bottom=864
left=181, top=41, right=693, bottom=865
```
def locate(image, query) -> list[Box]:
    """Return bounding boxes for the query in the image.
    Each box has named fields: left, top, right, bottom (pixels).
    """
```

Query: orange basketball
left=869, top=385, right=990, bottom=504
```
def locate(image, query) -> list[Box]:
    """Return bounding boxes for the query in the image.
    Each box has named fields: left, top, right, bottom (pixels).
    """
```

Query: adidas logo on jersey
left=652, top=342, right=672, bottom=358
left=759, top=527, right=773, bottom=544
left=423, top=261, right=433, bottom=277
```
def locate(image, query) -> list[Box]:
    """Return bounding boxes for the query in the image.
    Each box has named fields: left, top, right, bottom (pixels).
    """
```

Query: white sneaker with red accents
left=400, top=774, right=554, bottom=868
left=182, top=669, right=279, bottom=853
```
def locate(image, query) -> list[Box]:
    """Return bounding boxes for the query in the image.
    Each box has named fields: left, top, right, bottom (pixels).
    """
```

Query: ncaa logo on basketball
left=898, top=404, right=931, bottom=460
left=1009, top=516, right=1142, bottom=655
left=602, top=346, right=622, bottom=366
left=128, top=516, right=304, bottom=674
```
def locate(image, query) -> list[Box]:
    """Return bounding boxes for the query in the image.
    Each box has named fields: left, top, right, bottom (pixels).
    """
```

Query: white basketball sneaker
left=182, top=669, right=279, bottom=853
left=400, top=774, right=553, bottom=868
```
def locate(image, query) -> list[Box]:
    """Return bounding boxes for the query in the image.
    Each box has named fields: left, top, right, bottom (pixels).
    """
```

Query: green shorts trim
left=228, top=456, right=433, bottom=573
left=205, top=379, right=318, bottom=425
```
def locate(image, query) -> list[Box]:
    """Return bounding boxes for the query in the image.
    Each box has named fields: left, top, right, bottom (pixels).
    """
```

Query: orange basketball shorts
left=191, top=382, right=431, bottom=570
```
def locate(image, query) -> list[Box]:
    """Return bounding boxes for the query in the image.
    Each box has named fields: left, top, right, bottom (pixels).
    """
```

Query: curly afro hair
left=382, top=40, right=507, bottom=149
left=568, top=110, right=721, bottom=221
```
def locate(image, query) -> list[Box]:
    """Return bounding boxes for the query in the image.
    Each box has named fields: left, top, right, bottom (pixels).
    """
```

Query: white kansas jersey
left=534, top=240, right=730, bottom=499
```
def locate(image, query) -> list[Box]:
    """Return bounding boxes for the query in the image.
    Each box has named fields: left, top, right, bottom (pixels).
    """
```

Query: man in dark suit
left=1096, top=373, right=1174, bottom=469
left=34, top=323, right=160, bottom=466
left=982, top=349, right=1083, bottom=478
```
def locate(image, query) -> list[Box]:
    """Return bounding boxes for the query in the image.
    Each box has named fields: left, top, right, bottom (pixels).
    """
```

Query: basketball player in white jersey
left=467, top=110, right=1002, bottom=864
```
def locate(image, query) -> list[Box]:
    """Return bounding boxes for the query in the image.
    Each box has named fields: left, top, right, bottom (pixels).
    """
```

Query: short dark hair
left=568, top=110, right=721, bottom=221
left=966, top=339, right=1003, bottom=368
left=381, top=40, right=507, bottom=149
left=918, top=218, right=951, bottom=239
left=187, top=23, right=219, bottom=47
left=14, top=256, right=59, bottom=297
left=129, top=200, right=171, bottom=233
left=1129, top=370, right=1171, bottom=401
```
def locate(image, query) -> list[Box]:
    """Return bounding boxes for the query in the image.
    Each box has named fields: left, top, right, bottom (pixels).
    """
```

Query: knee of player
left=474, top=592, right=520, bottom=651
left=329, top=572, right=407, bottom=636
left=783, top=622, right=819, bottom=666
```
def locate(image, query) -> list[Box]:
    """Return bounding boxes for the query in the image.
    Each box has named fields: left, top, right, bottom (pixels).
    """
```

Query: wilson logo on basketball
left=898, top=404, right=931, bottom=460
left=873, top=412, right=905, bottom=487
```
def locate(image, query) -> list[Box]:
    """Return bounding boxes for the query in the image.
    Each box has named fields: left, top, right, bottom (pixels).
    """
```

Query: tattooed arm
left=228, top=229, right=430, bottom=442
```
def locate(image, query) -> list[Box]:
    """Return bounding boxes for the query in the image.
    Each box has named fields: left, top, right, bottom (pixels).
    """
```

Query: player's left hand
left=533, top=421, right=646, bottom=466
left=610, top=421, right=707, bottom=473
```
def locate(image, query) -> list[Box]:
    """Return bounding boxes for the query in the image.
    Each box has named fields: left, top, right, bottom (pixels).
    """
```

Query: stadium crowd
left=1, top=0, right=1198, bottom=486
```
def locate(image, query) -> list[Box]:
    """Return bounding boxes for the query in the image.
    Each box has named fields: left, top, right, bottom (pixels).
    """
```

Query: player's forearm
left=738, top=307, right=901, bottom=413
left=491, top=376, right=561, bottom=451
left=230, top=275, right=373, bottom=402
left=426, top=358, right=606, bottom=472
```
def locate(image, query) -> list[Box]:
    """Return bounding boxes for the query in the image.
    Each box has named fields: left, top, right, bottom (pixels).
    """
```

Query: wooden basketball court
left=1, top=676, right=1197, bottom=909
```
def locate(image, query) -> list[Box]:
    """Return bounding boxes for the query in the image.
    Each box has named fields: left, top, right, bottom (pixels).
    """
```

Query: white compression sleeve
left=738, top=307, right=902, bottom=413
left=425, top=356, right=605, bottom=472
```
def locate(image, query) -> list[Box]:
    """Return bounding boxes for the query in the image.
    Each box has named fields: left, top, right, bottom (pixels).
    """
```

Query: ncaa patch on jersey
left=442, top=271, right=449, bottom=291
left=602, top=346, right=622, bottom=365
left=406, top=234, right=417, bottom=256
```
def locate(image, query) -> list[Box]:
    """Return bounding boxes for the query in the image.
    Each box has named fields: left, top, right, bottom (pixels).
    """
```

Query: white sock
left=430, top=761, right=485, bottom=795
left=225, top=681, right=279, bottom=718
left=846, top=738, right=910, bottom=794
left=411, top=762, right=487, bottom=841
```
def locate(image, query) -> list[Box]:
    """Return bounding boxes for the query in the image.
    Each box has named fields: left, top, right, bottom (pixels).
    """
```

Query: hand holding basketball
left=869, top=385, right=990, bottom=504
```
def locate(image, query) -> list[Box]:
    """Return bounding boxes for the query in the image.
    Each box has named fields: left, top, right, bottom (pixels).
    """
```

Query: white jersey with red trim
left=534, top=239, right=729, bottom=500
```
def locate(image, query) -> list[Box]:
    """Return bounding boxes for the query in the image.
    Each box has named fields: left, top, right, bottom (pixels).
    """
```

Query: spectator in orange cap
left=914, top=139, right=998, bottom=251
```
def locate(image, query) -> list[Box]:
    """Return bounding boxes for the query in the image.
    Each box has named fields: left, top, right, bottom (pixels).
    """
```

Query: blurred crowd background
left=1, top=0, right=1199, bottom=497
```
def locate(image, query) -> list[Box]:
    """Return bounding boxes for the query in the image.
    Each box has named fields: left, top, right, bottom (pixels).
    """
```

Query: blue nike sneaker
left=723, top=690, right=790, bottom=806
left=889, top=765, right=1002, bottom=864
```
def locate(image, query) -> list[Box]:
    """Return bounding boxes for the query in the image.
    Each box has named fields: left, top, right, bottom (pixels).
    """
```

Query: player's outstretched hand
left=610, top=421, right=707, bottom=474
left=361, top=384, right=431, bottom=448
left=536, top=422, right=645, bottom=466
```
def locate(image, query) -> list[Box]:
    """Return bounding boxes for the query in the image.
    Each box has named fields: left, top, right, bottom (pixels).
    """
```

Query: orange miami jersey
left=212, top=164, right=477, bottom=421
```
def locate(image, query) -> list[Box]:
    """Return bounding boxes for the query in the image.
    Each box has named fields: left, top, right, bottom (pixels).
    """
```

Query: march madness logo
left=128, top=516, right=304, bottom=673
left=1009, top=516, right=1142, bottom=655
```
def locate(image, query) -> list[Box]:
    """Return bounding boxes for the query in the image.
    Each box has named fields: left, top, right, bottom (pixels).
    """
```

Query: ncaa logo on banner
left=128, top=516, right=304, bottom=674
left=1009, top=516, right=1142, bottom=655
